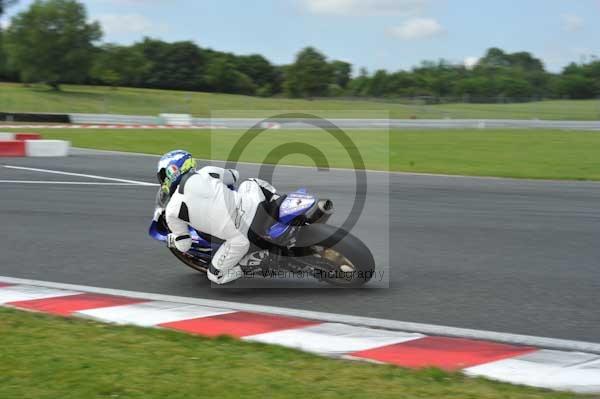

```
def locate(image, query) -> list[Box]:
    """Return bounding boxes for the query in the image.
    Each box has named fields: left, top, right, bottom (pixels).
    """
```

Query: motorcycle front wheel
left=169, top=248, right=209, bottom=274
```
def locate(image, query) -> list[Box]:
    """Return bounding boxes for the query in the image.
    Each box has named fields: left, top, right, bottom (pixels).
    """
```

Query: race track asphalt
left=1, top=149, right=599, bottom=342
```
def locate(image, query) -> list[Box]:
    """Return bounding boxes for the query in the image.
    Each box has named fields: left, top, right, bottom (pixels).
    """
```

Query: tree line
left=1, top=0, right=599, bottom=102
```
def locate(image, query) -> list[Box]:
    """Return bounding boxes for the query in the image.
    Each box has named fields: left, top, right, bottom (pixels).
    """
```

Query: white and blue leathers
left=165, top=166, right=275, bottom=285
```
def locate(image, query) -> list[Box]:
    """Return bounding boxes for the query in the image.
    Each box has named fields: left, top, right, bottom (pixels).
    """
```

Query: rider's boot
left=239, top=250, right=269, bottom=268
left=207, top=263, right=243, bottom=285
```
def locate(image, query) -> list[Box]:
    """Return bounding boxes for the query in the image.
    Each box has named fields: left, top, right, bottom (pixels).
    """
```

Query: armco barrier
left=34, top=113, right=600, bottom=130
left=193, top=118, right=600, bottom=130
left=69, top=113, right=158, bottom=125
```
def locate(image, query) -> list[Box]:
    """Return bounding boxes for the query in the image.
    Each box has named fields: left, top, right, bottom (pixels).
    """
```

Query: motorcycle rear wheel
left=295, top=224, right=376, bottom=287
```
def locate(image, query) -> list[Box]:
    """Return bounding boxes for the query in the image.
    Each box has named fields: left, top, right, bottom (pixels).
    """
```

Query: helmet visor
left=157, top=168, right=166, bottom=184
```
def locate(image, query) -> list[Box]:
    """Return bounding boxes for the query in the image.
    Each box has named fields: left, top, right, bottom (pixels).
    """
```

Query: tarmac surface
left=1, top=149, right=599, bottom=342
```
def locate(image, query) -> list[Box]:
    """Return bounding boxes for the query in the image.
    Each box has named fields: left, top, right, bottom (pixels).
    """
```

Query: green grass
left=16, top=128, right=600, bottom=181
left=1, top=82, right=599, bottom=120
left=0, top=308, right=584, bottom=399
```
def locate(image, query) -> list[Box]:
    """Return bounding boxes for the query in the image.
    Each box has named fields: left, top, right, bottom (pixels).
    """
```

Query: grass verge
left=0, top=307, right=582, bottom=399
left=1, top=82, right=599, bottom=120
left=16, top=128, right=600, bottom=181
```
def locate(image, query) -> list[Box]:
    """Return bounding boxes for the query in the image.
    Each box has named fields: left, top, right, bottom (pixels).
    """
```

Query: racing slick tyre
left=294, top=224, right=376, bottom=287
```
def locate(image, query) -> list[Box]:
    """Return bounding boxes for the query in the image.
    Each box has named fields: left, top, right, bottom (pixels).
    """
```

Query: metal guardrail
left=70, top=113, right=159, bottom=125
left=65, top=114, right=600, bottom=130
left=195, top=118, right=600, bottom=130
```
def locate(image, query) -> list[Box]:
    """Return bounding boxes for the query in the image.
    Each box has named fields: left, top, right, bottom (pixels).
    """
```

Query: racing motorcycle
left=149, top=188, right=375, bottom=286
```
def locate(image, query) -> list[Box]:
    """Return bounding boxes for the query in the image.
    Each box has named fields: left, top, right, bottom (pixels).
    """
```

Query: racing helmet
left=156, top=150, right=197, bottom=198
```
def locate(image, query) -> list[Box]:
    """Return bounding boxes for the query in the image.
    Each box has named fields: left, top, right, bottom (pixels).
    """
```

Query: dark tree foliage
left=330, top=60, right=352, bottom=88
left=235, top=54, right=276, bottom=88
left=284, top=47, right=333, bottom=98
left=132, top=39, right=206, bottom=91
left=1, top=0, right=599, bottom=100
left=0, top=0, right=17, bottom=78
left=91, top=44, right=149, bottom=87
left=557, top=74, right=596, bottom=99
left=205, top=56, right=256, bottom=95
left=4, top=0, right=101, bottom=89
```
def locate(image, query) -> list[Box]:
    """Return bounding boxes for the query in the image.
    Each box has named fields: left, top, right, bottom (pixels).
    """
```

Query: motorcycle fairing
left=148, top=207, right=213, bottom=251
left=278, top=189, right=316, bottom=224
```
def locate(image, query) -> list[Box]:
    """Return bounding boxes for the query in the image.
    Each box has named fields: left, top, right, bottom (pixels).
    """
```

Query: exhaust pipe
left=306, top=199, right=335, bottom=224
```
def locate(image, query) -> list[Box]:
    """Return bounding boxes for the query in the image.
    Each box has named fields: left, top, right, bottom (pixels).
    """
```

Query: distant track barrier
left=0, top=112, right=71, bottom=123
left=70, top=113, right=158, bottom=125
left=69, top=114, right=600, bottom=130
left=159, top=113, right=192, bottom=126
left=0, top=131, right=70, bottom=157
left=197, top=118, right=600, bottom=130
left=1, top=112, right=600, bottom=130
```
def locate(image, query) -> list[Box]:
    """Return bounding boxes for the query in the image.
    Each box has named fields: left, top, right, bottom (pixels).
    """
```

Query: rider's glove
left=166, top=233, right=177, bottom=249
left=167, top=233, right=192, bottom=253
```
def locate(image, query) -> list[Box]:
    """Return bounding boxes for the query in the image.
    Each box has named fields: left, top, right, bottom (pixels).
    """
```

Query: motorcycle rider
left=156, top=150, right=278, bottom=285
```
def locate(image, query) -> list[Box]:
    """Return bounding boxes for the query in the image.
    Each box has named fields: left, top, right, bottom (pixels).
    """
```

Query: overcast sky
left=2, top=0, right=599, bottom=73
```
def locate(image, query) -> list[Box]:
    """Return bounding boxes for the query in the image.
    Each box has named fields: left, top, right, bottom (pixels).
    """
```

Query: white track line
left=0, top=180, right=146, bottom=186
left=2, top=165, right=158, bottom=186
left=1, top=275, right=599, bottom=354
